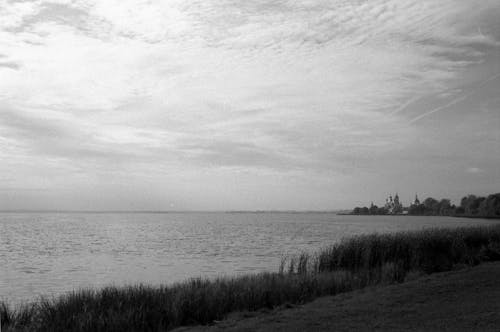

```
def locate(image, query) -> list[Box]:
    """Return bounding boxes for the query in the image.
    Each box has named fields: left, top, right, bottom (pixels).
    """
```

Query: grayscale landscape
left=1, top=0, right=499, bottom=331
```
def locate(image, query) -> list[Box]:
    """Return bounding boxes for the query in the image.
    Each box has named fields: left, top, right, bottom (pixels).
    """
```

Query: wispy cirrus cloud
left=0, top=61, right=19, bottom=70
left=1, top=0, right=499, bottom=209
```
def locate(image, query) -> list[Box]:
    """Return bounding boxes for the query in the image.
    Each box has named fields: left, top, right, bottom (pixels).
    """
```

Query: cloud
left=0, top=61, right=20, bottom=70
left=178, top=139, right=296, bottom=170
left=0, top=103, right=175, bottom=169
left=409, top=72, right=500, bottom=123
left=1, top=0, right=500, bottom=209
left=466, top=167, right=484, bottom=174
left=2, top=0, right=497, bottom=112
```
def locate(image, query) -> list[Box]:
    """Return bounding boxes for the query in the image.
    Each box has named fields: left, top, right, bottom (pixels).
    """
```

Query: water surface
left=1, top=212, right=498, bottom=304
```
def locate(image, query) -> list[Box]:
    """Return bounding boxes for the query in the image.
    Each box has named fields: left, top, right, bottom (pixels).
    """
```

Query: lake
left=1, top=212, right=499, bottom=304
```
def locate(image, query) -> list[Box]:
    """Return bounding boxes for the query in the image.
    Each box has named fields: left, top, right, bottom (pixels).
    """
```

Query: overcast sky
left=1, top=0, right=499, bottom=211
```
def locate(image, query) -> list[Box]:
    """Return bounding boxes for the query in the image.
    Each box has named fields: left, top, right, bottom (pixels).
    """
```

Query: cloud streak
left=0, top=61, right=19, bottom=70
left=1, top=0, right=499, bottom=209
left=409, top=72, right=500, bottom=123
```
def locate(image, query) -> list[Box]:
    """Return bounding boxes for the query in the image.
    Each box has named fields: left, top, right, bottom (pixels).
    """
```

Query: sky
left=0, top=0, right=499, bottom=211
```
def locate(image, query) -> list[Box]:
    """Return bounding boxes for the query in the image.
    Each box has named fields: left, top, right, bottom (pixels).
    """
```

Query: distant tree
left=460, top=195, right=487, bottom=215
left=438, top=199, right=452, bottom=215
left=351, top=192, right=499, bottom=217
left=423, top=197, right=439, bottom=215
left=377, top=207, right=388, bottom=215
left=408, top=203, right=426, bottom=215
left=449, top=204, right=457, bottom=215
left=474, top=197, right=486, bottom=214
left=461, top=195, right=477, bottom=215
left=478, top=193, right=500, bottom=217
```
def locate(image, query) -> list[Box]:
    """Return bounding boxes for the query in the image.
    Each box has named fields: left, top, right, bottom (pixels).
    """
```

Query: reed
left=284, top=225, right=500, bottom=276
left=2, top=225, right=500, bottom=331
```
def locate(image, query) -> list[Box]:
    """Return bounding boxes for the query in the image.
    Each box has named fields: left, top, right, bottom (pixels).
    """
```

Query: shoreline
left=2, top=224, right=500, bottom=331
left=337, top=213, right=500, bottom=219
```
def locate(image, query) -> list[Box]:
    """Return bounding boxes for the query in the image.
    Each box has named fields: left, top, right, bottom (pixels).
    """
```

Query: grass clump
left=286, top=225, right=500, bottom=277
left=2, top=224, right=500, bottom=331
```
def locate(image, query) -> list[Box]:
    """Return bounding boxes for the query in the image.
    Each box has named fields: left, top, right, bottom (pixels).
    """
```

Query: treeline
left=352, top=205, right=388, bottom=215
left=410, top=193, right=500, bottom=217
left=351, top=193, right=500, bottom=218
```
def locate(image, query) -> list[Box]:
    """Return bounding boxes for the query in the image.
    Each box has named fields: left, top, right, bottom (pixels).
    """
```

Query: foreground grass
left=2, top=225, right=500, bottom=332
left=185, top=262, right=500, bottom=331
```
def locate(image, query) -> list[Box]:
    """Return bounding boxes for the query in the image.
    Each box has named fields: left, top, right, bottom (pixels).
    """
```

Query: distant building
left=407, top=194, right=424, bottom=215
left=413, top=194, right=420, bottom=206
left=385, top=193, right=403, bottom=214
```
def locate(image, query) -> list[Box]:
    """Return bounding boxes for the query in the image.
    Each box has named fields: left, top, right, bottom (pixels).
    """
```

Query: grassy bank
left=184, top=262, right=500, bottom=331
left=2, top=225, right=500, bottom=332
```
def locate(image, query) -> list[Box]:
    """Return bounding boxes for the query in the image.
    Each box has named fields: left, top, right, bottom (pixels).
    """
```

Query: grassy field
left=2, top=224, right=500, bottom=331
left=182, top=262, right=500, bottom=331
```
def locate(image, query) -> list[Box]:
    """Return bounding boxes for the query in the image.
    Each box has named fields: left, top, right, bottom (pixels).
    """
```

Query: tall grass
left=284, top=225, right=500, bottom=277
left=2, top=225, right=500, bottom=331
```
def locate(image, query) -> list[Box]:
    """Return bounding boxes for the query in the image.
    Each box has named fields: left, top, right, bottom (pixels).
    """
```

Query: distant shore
left=348, top=192, right=500, bottom=219
left=337, top=212, right=500, bottom=219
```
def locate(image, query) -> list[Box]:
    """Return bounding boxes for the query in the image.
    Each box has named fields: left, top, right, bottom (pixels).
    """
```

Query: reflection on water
left=1, top=212, right=498, bottom=304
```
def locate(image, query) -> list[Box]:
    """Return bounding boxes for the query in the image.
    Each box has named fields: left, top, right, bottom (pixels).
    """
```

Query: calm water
left=1, top=212, right=499, bottom=304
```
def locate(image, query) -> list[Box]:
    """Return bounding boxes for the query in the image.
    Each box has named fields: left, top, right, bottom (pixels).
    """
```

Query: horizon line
left=0, top=209, right=347, bottom=214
